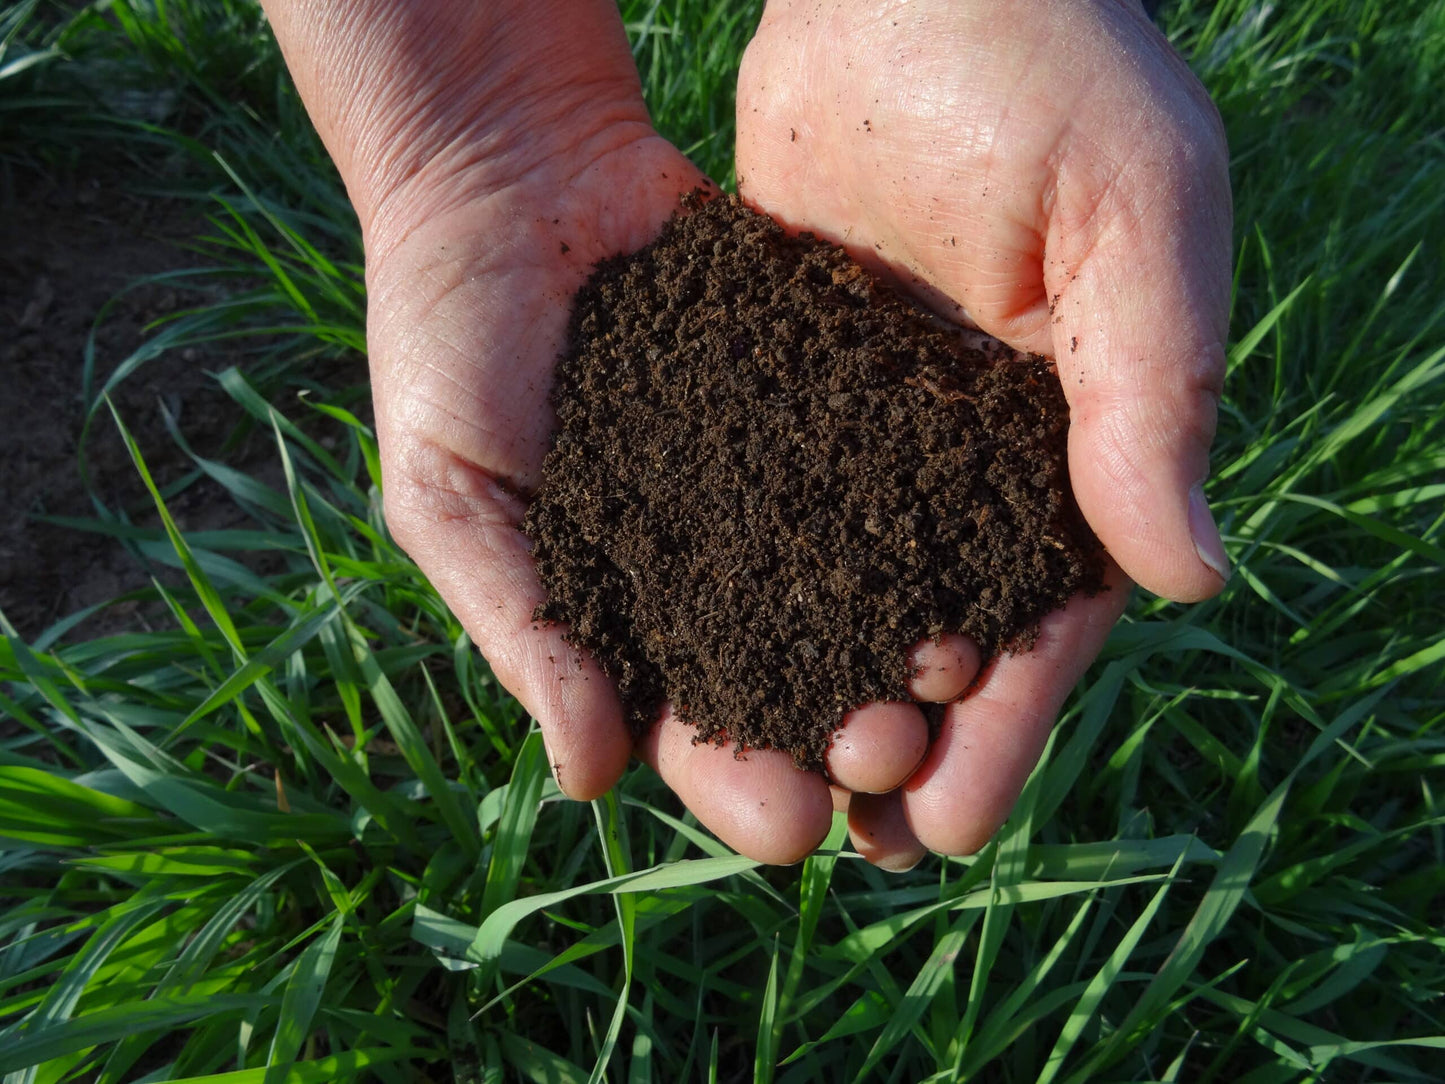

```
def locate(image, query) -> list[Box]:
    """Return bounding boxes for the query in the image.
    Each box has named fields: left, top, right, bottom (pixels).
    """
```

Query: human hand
left=734, top=0, right=1233, bottom=859
left=263, top=0, right=966, bottom=866
left=369, top=157, right=988, bottom=864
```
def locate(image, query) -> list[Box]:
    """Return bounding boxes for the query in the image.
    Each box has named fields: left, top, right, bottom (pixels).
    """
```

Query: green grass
left=2, top=0, right=1444, bottom=1080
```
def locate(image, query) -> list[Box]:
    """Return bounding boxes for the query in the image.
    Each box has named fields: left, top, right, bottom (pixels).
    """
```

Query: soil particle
left=524, top=194, right=1105, bottom=770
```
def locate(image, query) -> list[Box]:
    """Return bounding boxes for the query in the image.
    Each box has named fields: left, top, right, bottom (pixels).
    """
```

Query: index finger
left=902, top=562, right=1131, bottom=855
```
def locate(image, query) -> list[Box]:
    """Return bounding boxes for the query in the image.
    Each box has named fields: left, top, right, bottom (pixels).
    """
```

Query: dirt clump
left=524, top=193, right=1105, bottom=770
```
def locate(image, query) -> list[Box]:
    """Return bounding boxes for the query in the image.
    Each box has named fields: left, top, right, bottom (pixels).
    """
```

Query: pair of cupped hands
left=263, top=0, right=1232, bottom=870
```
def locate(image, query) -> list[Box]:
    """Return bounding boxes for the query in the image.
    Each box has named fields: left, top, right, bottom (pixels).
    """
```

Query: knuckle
left=378, top=443, right=434, bottom=555
left=379, top=436, right=521, bottom=552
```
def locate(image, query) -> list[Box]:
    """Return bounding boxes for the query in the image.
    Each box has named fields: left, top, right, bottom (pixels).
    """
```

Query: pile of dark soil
left=524, top=194, right=1105, bottom=770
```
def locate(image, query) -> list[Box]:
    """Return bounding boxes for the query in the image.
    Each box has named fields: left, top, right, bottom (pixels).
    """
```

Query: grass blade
left=264, top=913, right=344, bottom=1081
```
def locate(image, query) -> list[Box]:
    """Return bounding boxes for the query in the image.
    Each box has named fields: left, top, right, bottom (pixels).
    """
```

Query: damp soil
left=524, top=194, right=1106, bottom=770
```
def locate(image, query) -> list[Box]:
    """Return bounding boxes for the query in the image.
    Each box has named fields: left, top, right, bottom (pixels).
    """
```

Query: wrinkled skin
left=261, top=0, right=1230, bottom=868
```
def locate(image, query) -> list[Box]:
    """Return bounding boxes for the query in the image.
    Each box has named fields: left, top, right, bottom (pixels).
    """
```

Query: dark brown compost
left=524, top=194, right=1105, bottom=769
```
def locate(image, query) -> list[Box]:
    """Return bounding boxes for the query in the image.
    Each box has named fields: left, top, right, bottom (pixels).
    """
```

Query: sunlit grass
left=1, top=0, right=1442, bottom=1080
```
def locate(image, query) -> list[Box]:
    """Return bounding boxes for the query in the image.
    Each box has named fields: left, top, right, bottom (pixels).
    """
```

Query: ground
left=0, top=158, right=356, bottom=638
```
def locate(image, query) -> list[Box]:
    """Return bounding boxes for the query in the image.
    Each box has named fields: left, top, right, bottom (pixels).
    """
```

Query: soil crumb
left=524, top=194, right=1105, bottom=770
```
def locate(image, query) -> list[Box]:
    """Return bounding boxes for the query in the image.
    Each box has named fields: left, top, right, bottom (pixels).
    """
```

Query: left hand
left=734, top=0, right=1233, bottom=863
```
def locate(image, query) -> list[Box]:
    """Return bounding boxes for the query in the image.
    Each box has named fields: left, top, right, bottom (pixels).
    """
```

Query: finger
left=383, top=444, right=632, bottom=801
left=638, top=708, right=833, bottom=865
left=848, top=790, right=928, bottom=873
left=1044, top=40, right=1234, bottom=604
left=907, top=634, right=983, bottom=702
left=825, top=701, right=929, bottom=794
left=903, top=562, right=1131, bottom=855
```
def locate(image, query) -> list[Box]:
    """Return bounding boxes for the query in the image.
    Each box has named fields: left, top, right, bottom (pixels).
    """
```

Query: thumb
left=1047, top=132, right=1234, bottom=603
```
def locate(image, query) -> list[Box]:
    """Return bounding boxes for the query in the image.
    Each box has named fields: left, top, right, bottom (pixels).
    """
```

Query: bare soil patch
left=0, top=162, right=351, bottom=639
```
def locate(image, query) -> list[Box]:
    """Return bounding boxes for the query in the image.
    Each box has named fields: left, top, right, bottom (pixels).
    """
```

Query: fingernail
left=1188, top=483, right=1230, bottom=582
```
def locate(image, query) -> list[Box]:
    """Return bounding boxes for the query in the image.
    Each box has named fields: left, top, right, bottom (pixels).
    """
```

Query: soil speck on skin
left=525, top=194, right=1105, bottom=770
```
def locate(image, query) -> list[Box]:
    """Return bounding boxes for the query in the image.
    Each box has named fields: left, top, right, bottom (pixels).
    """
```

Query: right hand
left=264, top=0, right=950, bottom=866
left=365, top=112, right=974, bottom=866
